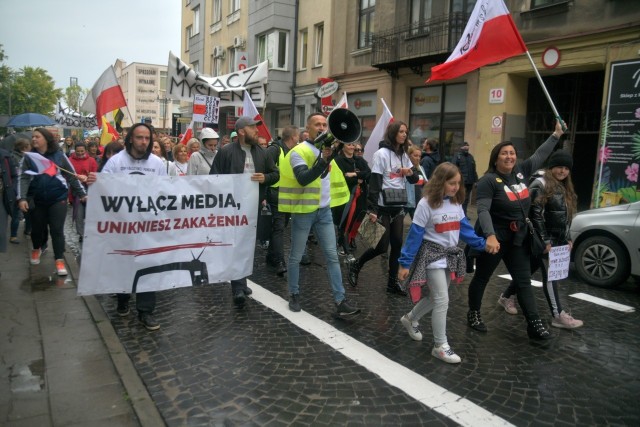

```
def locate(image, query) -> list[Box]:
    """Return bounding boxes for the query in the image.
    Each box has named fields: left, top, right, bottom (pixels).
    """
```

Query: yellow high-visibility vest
left=278, top=143, right=349, bottom=213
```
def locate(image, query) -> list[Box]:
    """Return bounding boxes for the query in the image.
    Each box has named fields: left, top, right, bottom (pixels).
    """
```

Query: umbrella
left=7, top=113, right=56, bottom=127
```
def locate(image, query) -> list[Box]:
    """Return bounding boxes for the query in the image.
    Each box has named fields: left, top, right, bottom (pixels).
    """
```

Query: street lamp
left=157, top=92, right=170, bottom=130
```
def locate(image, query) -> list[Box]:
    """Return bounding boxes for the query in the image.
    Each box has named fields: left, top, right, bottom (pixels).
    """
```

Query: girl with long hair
left=347, top=121, right=419, bottom=295
left=497, top=150, right=583, bottom=328
left=398, top=163, right=491, bottom=363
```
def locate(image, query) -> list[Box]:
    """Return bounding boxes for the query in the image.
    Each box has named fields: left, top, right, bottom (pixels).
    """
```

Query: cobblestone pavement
left=65, top=210, right=640, bottom=426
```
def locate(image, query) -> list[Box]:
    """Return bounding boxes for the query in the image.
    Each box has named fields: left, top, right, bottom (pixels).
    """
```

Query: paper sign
left=548, top=244, right=570, bottom=281
left=193, top=95, right=220, bottom=123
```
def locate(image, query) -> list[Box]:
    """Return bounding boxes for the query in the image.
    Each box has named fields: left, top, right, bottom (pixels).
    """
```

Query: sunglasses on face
left=354, top=148, right=363, bottom=152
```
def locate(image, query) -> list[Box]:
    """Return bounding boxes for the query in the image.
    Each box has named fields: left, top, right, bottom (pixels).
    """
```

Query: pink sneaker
left=551, top=311, right=583, bottom=329
left=497, top=294, right=517, bottom=315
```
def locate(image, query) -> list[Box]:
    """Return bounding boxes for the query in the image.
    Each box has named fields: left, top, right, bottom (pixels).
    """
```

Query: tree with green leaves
left=64, top=84, right=88, bottom=112
left=0, top=44, right=63, bottom=117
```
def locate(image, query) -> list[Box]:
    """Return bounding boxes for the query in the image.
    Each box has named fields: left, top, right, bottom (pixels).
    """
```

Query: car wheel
left=574, top=236, right=630, bottom=288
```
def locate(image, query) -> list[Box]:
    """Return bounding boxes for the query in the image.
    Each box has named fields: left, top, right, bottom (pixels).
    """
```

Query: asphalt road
left=65, top=209, right=640, bottom=426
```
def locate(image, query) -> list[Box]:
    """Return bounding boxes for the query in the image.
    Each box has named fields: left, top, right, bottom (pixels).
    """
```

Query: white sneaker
left=400, top=315, right=422, bottom=341
left=432, top=343, right=461, bottom=364
left=55, top=259, right=68, bottom=276
left=551, top=311, right=583, bottom=329
left=497, top=294, right=518, bottom=315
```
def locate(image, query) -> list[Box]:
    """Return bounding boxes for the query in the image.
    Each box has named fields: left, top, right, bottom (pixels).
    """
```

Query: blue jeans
left=288, top=207, right=345, bottom=303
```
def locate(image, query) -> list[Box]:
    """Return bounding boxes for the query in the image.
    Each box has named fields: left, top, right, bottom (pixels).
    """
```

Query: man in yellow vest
left=279, top=113, right=361, bottom=316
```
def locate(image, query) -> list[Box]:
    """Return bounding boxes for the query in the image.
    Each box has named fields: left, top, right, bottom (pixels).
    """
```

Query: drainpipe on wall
left=291, top=0, right=299, bottom=123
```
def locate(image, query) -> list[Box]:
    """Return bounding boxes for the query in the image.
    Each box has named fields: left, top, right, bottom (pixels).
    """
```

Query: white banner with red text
left=77, top=174, right=258, bottom=295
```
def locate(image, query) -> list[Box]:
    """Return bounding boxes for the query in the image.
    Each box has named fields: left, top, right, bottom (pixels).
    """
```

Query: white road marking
left=569, top=293, right=636, bottom=313
left=247, top=280, right=513, bottom=427
left=497, top=274, right=543, bottom=287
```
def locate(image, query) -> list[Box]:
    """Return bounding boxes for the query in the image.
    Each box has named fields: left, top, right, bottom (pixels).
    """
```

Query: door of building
left=526, top=71, right=604, bottom=211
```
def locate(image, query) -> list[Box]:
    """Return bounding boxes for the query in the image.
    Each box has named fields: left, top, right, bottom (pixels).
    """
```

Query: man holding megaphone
left=278, top=110, right=362, bottom=316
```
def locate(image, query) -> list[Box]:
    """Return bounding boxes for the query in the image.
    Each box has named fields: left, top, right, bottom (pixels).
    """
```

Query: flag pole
left=525, top=51, right=566, bottom=131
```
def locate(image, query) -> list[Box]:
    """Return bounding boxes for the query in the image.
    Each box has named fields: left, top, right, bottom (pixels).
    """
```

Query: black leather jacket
left=529, top=177, right=571, bottom=245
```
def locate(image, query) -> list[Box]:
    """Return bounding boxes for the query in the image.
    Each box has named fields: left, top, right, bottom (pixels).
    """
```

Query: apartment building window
left=358, top=0, right=375, bottom=49
left=258, top=30, right=289, bottom=70
left=314, top=24, right=324, bottom=67
left=228, top=48, right=236, bottom=73
left=192, top=60, right=200, bottom=73
left=193, top=6, right=200, bottom=34
left=185, top=25, right=192, bottom=51
left=451, top=0, right=476, bottom=13
left=211, top=56, right=222, bottom=76
left=411, top=0, right=432, bottom=35
left=299, top=29, right=308, bottom=70
left=531, top=0, right=566, bottom=8
left=160, top=70, right=167, bottom=91
left=213, top=0, right=222, bottom=23
left=230, top=0, right=240, bottom=12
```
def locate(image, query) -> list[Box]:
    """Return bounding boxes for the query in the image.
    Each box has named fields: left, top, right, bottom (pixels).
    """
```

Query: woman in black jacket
left=497, top=150, right=583, bottom=329
left=17, top=128, right=86, bottom=276
left=466, top=120, right=564, bottom=340
left=333, top=141, right=371, bottom=256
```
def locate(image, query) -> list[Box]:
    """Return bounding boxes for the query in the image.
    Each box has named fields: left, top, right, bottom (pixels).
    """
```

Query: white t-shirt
left=412, top=197, right=465, bottom=269
left=371, top=148, right=412, bottom=206
left=241, top=144, right=255, bottom=174
left=102, top=150, right=167, bottom=176
left=290, top=141, right=331, bottom=209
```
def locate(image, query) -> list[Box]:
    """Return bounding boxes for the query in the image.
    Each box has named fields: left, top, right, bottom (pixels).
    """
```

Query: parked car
left=570, top=201, right=640, bottom=288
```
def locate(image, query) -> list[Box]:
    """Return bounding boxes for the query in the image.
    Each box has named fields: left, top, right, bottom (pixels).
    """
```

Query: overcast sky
left=0, top=0, right=181, bottom=90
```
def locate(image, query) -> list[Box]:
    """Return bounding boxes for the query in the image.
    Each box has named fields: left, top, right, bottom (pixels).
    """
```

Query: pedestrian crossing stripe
left=247, top=279, right=514, bottom=427
left=497, top=275, right=635, bottom=313
left=498, top=274, right=542, bottom=287
left=569, top=293, right=635, bottom=313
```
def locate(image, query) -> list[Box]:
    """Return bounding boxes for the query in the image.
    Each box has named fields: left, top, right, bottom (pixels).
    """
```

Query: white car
left=570, top=201, right=640, bottom=288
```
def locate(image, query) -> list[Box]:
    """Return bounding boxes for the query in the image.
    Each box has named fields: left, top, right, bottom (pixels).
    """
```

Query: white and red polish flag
left=23, top=152, right=58, bottom=176
left=82, top=66, right=128, bottom=128
left=363, top=99, right=393, bottom=164
left=336, top=92, right=348, bottom=109
left=241, top=89, right=273, bottom=142
left=179, top=119, right=194, bottom=145
left=427, top=0, right=527, bottom=83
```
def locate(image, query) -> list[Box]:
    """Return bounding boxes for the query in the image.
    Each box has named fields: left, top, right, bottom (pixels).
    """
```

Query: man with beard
left=210, top=116, right=279, bottom=306
left=87, top=123, right=166, bottom=331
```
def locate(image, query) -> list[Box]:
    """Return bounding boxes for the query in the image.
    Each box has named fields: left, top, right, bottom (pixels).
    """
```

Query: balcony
left=371, top=13, right=469, bottom=78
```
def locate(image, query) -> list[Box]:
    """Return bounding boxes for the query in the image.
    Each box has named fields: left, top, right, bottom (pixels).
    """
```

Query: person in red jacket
left=68, top=142, right=97, bottom=242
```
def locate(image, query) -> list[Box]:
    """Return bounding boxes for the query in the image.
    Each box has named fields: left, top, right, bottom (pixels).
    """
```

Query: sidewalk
left=0, top=229, right=163, bottom=426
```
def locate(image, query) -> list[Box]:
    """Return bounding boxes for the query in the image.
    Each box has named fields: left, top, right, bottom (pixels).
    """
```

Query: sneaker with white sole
left=400, top=314, right=423, bottom=341
left=432, top=343, right=462, bottom=364
left=551, top=311, right=583, bottom=329
left=55, top=259, right=68, bottom=276
left=497, top=293, right=517, bottom=315
left=30, top=249, right=41, bottom=265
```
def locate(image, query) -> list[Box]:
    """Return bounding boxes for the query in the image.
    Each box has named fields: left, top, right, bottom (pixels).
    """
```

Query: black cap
left=547, top=150, right=573, bottom=169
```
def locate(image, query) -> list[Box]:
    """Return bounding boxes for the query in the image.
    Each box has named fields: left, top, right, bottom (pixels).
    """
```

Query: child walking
left=398, top=163, right=494, bottom=363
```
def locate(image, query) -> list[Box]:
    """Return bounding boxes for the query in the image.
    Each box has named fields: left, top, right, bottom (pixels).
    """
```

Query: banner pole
left=525, top=51, right=566, bottom=131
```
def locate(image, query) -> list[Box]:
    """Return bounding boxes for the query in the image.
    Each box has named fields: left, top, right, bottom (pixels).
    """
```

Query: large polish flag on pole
left=427, top=0, right=527, bottom=83
left=363, top=99, right=393, bottom=164
left=82, top=66, right=128, bottom=128
left=242, top=90, right=273, bottom=142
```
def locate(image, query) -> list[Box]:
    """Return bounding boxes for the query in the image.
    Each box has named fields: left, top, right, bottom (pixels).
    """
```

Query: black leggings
left=503, top=256, right=563, bottom=317
left=31, top=200, right=67, bottom=260
left=357, top=208, right=404, bottom=278
left=468, top=240, right=540, bottom=321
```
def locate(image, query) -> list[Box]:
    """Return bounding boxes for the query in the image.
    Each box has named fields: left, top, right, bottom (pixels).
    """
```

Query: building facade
left=115, top=60, right=179, bottom=132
